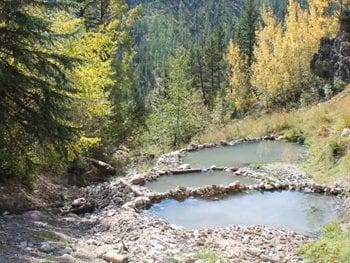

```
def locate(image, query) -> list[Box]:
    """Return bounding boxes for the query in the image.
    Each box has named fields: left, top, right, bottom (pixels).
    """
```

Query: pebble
left=38, top=242, right=55, bottom=253
left=103, top=251, right=128, bottom=263
left=59, top=254, right=76, bottom=263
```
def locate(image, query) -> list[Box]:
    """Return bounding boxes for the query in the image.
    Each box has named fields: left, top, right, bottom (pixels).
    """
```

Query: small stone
left=58, top=247, right=73, bottom=256
left=38, top=242, right=55, bottom=253
left=59, top=254, right=76, bottom=263
left=341, top=128, right=350, bottom=137
left=210, top=165, right=217, bottom=170
left=179, top=163, right=191, bottom=169
left=24, top=210, right=47, bottom=221
left=71, top=198, right=86, bottom=208
left=103, top=251, right=128, bottom=263
left=264, top=184, right=274, bottom=191
left=220, top=140, right=229, bottom=146
left=19, top=241, right=28, bottom=249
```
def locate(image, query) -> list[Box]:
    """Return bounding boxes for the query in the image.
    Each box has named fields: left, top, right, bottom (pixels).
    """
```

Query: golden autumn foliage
left=50, top=4, right=140, bottom=160
left=229, top=0, right=338, bottom=110
left=226, top=40, right=257, bottom=113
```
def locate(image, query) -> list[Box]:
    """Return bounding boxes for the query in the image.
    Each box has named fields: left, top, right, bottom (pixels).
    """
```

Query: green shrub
left=285, top=129, right=305, bottom=144
left=0, top=146, right=34, bottom=186
left=328, top=140, right=345, bottom=160
left=301, top=222, right=350, bottom=263
left=195, top=246, right=226, bottom=263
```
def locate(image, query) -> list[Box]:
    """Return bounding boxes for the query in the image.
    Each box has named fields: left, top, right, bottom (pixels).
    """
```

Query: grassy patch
left=195, top=246, right=226, bottom=263
left=195, top=86, right=350, bottom=185
left=34, top=230, right=74, bottom=248
left=301, top=222, right=350, bottom=263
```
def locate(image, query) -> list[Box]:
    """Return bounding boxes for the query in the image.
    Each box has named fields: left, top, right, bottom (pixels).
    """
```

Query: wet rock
left=263, top=135, right=275, bottom=141
left=179, top=163, right=191, bottom=170
left=264, top=184, right=274, bottom=191
left=103, top=251, right=128, bottom=263
left=220, top=140, right=229, bottom=146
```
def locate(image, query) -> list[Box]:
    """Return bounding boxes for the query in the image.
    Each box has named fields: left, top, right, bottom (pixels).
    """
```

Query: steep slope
left=196, top=86, right=350, bottom=185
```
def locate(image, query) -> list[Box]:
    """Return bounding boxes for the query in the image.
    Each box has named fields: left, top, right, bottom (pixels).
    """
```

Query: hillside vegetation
left=196, top=86, right=350, bottom=185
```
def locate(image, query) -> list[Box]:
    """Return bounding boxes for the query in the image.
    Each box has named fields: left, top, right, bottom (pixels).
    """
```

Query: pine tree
left=235, top=0, right=259, bottom=66
left=59, top=0, right=141, bottom=155
left=0, top=0, right=78, bottom=180
left=145, top=48, right=207, bottom=149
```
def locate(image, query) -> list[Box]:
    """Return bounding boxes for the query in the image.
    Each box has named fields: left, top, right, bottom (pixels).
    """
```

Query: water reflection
left=183, top=141, right=307, bottom=168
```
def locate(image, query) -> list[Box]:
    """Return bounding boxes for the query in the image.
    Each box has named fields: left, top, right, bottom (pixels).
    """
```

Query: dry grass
left=195, top=87, right=350, bottom=185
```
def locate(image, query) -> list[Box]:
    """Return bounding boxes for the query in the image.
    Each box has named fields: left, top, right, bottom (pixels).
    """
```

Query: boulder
left=133, top=197, right=151, bottom=209
left=129, top=175, right=145, bottom=185
left=311, top=19, right=350, bottom=82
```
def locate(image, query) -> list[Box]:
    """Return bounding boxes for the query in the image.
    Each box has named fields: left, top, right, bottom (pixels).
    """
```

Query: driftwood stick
left=169, top=168, right=202, bottom=174
left=84, top=157, right=116, bottom=175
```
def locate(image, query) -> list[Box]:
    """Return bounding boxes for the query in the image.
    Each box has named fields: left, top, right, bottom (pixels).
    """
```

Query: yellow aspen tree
left=252, top=8, right=284, bottom=108
left=226, top=40, right=256, bottom=113
left=252, top=0, right=337, bottom=109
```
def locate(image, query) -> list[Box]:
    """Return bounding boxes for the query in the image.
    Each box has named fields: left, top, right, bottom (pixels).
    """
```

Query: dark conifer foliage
left=235, top=0, right=260, bottom=66
left=0, top=0, right=78, bottom=180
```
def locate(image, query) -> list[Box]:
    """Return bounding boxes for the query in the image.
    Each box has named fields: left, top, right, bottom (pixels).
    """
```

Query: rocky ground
left=0, top=138, right=348, bottom=263
left=0, top=177, right=308, bottom=263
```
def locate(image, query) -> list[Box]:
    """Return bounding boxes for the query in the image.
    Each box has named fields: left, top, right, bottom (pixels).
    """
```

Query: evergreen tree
left=235, top=0, right=259, bottom=66
left=0, top=0, right=78, bottom=180
left=61, top=0, right=142, bottom=154
left=145, top=48, right=207, bottom=149
left=191, top=27, right=227, bottom=109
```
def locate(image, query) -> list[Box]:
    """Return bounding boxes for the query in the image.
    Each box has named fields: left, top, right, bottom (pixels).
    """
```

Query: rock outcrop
left=311, top=17, right=350, bottom=82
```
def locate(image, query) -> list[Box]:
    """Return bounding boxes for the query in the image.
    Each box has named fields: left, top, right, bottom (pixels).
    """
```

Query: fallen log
left=85, top=157, right=116, bottom=175
left=169, top=168, right=202, bottom=175
left=61, top=202, right=96, bottom=216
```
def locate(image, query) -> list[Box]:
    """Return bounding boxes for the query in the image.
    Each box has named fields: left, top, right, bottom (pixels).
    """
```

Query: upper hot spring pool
left=183, top=140, right=307, bottom=168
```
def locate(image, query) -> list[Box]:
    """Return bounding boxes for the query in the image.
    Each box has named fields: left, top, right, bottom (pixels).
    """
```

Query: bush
left=0, top=146, right=34, bottom=186
left=285, top=129, right=305, bottom=144
left=195, top=246, right=226, bottom=263
left=328, top=140, right=345, bottom=160
left=301, top=222, right=350, bottom=263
